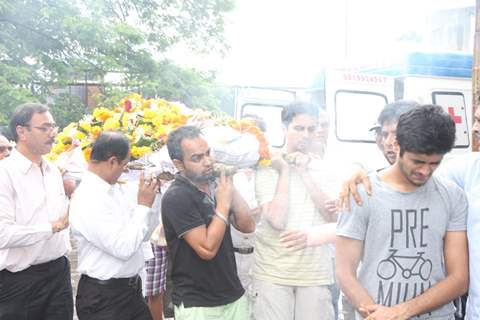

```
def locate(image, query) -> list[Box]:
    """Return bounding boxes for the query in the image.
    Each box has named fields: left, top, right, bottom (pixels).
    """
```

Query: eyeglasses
left=27, top=124, right=59, bottom=133
left=0, top=146, right=12, bottom=152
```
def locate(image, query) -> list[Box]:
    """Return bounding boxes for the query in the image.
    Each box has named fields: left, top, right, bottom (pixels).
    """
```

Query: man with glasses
left=0, top=103, right=72, bottom=319
left=0, top=133, right=12, bottom=160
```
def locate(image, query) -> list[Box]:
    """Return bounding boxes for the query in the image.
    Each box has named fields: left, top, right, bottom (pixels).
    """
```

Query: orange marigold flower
left=82, top=147, right=92, bottom=162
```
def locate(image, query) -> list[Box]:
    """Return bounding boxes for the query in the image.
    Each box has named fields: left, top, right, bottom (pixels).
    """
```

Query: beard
left=184, top=169, right=213, bottom=183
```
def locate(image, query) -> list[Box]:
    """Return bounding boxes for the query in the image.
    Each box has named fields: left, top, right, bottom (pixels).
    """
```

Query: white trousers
left=252, top=278, right=334, bottom=320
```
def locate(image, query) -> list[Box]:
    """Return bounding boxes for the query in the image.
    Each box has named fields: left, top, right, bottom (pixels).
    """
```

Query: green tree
left=0, top=0, right=234, bottom=129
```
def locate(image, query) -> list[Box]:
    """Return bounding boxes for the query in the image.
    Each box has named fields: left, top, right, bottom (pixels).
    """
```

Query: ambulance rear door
left=401, top=76, right=472, bottom=154
left=324, top=70, right=395, bottom=169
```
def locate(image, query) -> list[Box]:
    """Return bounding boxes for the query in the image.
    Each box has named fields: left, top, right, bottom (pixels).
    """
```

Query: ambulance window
left=241, top=104, right=285, bottom=147
left=334, top=90, right=388, bottom=142
left=432, top=91, right=469, bottom=148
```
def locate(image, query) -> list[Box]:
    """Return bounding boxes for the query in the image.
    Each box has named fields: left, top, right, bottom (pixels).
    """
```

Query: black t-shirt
left=161, top=174, right=244, bottom=307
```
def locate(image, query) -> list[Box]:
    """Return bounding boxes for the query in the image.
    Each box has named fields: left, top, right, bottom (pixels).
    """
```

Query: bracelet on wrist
left=215, top=211, right=229, bottom=226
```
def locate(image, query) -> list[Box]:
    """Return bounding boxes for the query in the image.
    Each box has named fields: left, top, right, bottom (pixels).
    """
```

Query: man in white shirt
left=70, top=131, right=159, bottom=320
left=0, top=103, right=71, bottom=319
left=0, top=133, right=12, bottom=160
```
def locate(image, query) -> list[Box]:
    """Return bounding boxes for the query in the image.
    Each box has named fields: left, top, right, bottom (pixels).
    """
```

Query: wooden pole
left=472, top=0, right=480, bottom=151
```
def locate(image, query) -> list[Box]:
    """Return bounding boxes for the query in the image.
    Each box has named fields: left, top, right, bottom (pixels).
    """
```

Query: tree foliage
left=0, top=0, right=234, bottom=130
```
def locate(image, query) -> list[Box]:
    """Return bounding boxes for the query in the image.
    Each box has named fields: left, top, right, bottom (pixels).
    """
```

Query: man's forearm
left=187, top=215, right=229, bottom=261
left=338, top=273, right=375, bottom=315
left=205, top=214, right=229, bottom=249
left=263, top=168, right=290, bottom=230
left=399, top=273, right=468, bottom=318
left=306, top=223, right=336, bottom=246
left=299, top=172, right=332, bottom=221
left=0, top=221, right=54, bottom=249
left=231, top=189, right=255, bottom=233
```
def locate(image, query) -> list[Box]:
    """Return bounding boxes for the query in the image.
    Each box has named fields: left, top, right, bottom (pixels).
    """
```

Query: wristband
left=215, top=212, right=229, bottom=226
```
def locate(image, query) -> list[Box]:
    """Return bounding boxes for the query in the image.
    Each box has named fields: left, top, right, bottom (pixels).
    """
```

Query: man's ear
left=16, top=125, right=27, bottom=142
left=107, top=156, right=117, bottom=168
left=393, top=140, right=400, bottom=154
left=172, top=159, right=184, bottom=172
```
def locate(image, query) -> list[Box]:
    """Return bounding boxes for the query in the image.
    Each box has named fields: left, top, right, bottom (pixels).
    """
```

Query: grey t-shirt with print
left=337, top=172, right=467, bottom=319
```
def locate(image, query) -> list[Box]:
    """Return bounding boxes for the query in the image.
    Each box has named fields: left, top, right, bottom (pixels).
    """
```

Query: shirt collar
left=82, top=170, right=114, bottom=194
left=10, top=148, right=52, bottom=174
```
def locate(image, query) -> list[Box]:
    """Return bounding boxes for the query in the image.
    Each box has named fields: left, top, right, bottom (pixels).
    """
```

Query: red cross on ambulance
left=448, top=106, right=462, bottom=124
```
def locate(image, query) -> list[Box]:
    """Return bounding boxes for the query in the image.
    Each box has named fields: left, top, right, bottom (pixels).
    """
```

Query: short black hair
left=378, top=100, right=419, bottom=126
left=281, top=101, right=318, bottom=127
left=10, top=103, right=49, bottom=142
left=167, top=125, right=202, bottom=161
left=396, top=105, right=455, bottom=156
left=90, top=131, right=130, bottom=162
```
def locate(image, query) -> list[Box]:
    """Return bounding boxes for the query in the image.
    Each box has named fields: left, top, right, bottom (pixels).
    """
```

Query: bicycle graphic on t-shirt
left=376, top=249, right=432, bottom=281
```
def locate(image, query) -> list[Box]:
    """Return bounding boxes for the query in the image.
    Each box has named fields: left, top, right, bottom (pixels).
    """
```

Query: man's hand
left=360, top=304, right=411, bottom=320
left=215, top=169, right=233, bottom=216
left=325, top=199, right=337, bottom=213
left=137, top=171, right=159, bottom=208
left=280, top=229, right=308, bottom=251
left=338, top=167, right=371, bottom=210
left=51, top=204, right=69, bottom=233
left=288, top=151, right=310, bottom=173
left=63, top=178, right=77, bottom=198
left=270, top=152, right=289, bottom=173
left=61, top=170, right=79, bottom=198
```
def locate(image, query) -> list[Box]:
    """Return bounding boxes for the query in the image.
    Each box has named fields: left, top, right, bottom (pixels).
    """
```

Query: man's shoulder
left=427, top=175, right=468, bottom=215
left=163, top=179, right=188, bottom=197
left=0, top=154, right=18, bottom=171
left=70, top=180, right=102, bottom=208
left=438, top=153, right=479, bottom=176
left=345, top=183, right=376, bottom=216
left=430, top=174, right=466, bottom=195
left=358, top=171, right=381, bottom=199
left=347, top=172, right=391, bottom=211
left=449, top=152, right=479, bottom=168
left=162, top=180, right=196, bottom=208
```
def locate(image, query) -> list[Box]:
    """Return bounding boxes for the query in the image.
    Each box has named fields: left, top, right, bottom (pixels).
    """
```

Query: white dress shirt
left=0, top=149, right=70, bottom=272
left=70, top=171, right=158, bottom=280
left=437, top=153, right=480, bottom=319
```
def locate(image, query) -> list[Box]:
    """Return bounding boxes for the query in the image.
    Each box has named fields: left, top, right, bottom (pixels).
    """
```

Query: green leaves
left=0, top=0, right=234, bottom=130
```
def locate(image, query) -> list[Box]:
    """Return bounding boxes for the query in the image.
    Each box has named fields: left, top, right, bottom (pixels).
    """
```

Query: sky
left=170, top=0, right=476, bottom=88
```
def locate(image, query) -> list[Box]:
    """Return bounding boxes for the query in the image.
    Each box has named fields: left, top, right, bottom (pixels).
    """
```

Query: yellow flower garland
left=47, top=94, right=270, bottom=167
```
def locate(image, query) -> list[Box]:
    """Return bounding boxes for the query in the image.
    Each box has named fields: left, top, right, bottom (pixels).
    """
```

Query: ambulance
left=234, top=52, right=474, bottom=168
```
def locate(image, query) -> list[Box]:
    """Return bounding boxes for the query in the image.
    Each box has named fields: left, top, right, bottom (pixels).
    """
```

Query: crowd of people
left=0, top=100, right=478, bottom=320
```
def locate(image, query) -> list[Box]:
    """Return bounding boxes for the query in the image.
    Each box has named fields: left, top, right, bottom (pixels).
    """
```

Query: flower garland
left=228, top=118, right=271, bottom=166
left=48, top=94, right=271, bottom=167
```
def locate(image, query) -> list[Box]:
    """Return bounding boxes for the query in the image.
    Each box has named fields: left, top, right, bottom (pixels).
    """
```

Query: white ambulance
left=234, top=52, right=474, bottom=168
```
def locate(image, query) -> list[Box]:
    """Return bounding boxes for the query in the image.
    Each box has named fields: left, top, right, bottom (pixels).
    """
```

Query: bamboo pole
left=472, top=0, right=480, bottom=151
